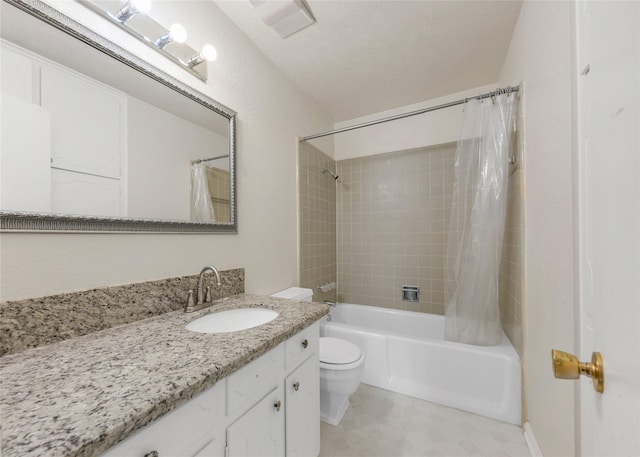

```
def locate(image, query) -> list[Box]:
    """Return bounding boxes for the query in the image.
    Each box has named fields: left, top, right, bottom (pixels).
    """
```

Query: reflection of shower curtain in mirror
left=190, top=163, right=216, bottom=222
left=205, top=166, right=230, bottom=223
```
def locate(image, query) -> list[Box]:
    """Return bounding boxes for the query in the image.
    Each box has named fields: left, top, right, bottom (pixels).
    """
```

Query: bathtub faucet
left=323, top=300, right=336, bottom=307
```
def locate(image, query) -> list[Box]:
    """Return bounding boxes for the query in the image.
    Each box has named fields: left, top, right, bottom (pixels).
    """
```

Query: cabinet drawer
left=285, top=322, right=319, bottom=371
left=226, top=345, right=284, bottom=418
left=101, top=381, right=224, bottom=457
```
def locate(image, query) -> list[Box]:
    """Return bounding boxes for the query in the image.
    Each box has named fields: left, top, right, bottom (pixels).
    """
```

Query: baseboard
left=523, top=421, right=543, bottom=457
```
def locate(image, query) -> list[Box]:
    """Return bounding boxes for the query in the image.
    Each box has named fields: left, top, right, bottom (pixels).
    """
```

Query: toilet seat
left=319, top=337, right=364, bottom=371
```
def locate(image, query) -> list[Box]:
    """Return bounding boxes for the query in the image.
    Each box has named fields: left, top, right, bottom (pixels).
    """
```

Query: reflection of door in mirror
left=1, top=41, right=127, bottom=217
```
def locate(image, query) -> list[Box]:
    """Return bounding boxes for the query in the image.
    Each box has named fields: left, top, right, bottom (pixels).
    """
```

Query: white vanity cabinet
left=101, top=321, right=320, bottom=457
left=100, top=380, right=225, bottom=457
left=224, top=322, right=320, bottom=457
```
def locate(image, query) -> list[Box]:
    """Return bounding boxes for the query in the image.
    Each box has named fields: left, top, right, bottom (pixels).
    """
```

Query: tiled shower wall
left=336, top=144, right=456, bottom=314
left=499, top=104, right=525, bottom=357
left=299, top=135, right=524, bottom=356
left=499, top=168, right=524, bottom=356
left=298, top=141, right=337, bottom=303
left=335, top=139, right=524, bottom=355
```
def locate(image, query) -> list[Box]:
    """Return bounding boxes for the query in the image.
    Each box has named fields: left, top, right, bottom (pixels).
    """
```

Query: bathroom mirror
left=0, top=0, right=237, bottom=232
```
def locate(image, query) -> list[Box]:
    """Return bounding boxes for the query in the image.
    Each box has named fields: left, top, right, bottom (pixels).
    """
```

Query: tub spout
left=323, top=300, right=336, bottom=307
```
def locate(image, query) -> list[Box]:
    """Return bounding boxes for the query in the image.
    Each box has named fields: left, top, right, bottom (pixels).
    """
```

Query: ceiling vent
left=249, top=0, right=316, bottom=38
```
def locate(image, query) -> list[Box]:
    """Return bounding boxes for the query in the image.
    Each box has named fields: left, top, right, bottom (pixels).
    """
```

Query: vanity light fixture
left=80, top=0, right=216, bottom=81
left=154, top=23, right=188, bottom=49
left=115, top=0, right=151, bottom=23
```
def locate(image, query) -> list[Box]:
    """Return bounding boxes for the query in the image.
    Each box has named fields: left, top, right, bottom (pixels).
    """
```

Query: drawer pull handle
left=274, top=400, right=282, bottom=412
left=144, top=452, right=159, bottom=457
left=293, top=382, right=300, bottom=391
left=302, top=339, right=309, bottom=349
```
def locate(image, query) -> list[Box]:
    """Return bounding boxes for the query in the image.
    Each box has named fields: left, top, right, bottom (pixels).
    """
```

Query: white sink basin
left=185, top=308, right=279, bottom=334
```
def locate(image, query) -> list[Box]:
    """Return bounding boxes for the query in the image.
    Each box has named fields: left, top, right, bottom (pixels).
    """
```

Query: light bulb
left=116, top=0, right=151, bottom=22
left=130, top=0, right=151, bottom=13
left=169, top=24, right=187, bottom=44
left=200, top=44, right=217, bottom=62
left=186, top=44, right=217, bottom=68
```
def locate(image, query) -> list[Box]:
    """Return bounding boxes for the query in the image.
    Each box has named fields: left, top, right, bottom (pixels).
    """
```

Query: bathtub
left=320, top=303, right=521, bottom=425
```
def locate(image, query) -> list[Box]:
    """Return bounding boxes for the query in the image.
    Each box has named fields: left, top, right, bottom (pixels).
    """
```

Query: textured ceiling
left=215, top=1, right=522, bottom=122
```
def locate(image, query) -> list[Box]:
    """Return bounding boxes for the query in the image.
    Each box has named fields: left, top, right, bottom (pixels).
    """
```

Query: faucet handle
left=204, top=285, right=213, bottom=303
left=185, top=289, right=195, bottom=312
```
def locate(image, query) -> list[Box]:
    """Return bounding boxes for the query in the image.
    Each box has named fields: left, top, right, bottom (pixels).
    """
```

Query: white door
left=574, top=1, right=640, bottom=455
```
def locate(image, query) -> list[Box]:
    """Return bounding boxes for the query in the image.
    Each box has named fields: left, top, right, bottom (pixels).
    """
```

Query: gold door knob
left=274, top=400, right=281, bottom=412
left=293, top=381, right=300, bottom=391
left=551, top=349, right=604, bottom=393
left=302, top=339, right=309, bottom=349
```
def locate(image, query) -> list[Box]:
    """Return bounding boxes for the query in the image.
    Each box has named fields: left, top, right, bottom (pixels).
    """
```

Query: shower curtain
left=190, top=162, right=217, bottom=222
left=444, top=93, right=516, bottom=346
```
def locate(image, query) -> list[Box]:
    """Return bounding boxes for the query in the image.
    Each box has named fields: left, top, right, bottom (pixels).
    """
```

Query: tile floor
left=319, top=384, right=531, bottom=457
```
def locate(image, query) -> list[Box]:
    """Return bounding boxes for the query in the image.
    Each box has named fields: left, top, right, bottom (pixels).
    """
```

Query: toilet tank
left=270, top=287, right=313, bottom=302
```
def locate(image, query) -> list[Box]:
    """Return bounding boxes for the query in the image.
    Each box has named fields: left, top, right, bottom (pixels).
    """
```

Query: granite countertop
left=0, top=294, right=329, bottom=457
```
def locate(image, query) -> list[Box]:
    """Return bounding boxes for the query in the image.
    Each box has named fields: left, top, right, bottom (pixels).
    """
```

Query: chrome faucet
left=323, top=301, right=335, bottom=321
left=197, top=266, right=221, bottom=304
left=185, top=265, right=222, bottom=313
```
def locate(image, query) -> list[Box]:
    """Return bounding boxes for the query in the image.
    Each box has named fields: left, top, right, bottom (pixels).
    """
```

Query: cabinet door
left=285, top=354, right=320, bottom=457
left=226, top=385, right=285, bottom=457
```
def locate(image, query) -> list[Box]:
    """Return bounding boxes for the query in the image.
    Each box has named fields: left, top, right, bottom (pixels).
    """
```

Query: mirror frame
left=0, top=0, right=237, bottom=233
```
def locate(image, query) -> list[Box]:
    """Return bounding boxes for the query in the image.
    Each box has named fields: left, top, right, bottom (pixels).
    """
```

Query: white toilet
left=318, top=336, right=364, bottom=425
left=271, top=287, right=364, bottom=426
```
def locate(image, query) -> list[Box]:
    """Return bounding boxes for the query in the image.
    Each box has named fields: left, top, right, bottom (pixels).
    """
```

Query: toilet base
left=320, top=391, right=350, bottom=426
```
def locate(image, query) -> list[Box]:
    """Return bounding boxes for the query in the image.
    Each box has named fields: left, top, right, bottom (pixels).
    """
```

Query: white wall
left=498, top=2, right=575, bottom=455
left=0, top=0, right=334, bottom=300
left=127, top=96, right=228, bottom=221
left=332, top=84, right=495, bottom=161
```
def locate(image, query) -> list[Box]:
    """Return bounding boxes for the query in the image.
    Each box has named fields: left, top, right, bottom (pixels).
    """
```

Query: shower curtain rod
left=299, top=85, right=519, bottom=142
left=191, top=154, right=229, bottom=165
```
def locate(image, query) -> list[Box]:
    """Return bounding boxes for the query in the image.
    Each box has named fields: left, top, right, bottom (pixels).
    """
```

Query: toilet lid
left=319, top=337, right=362, bottom=364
